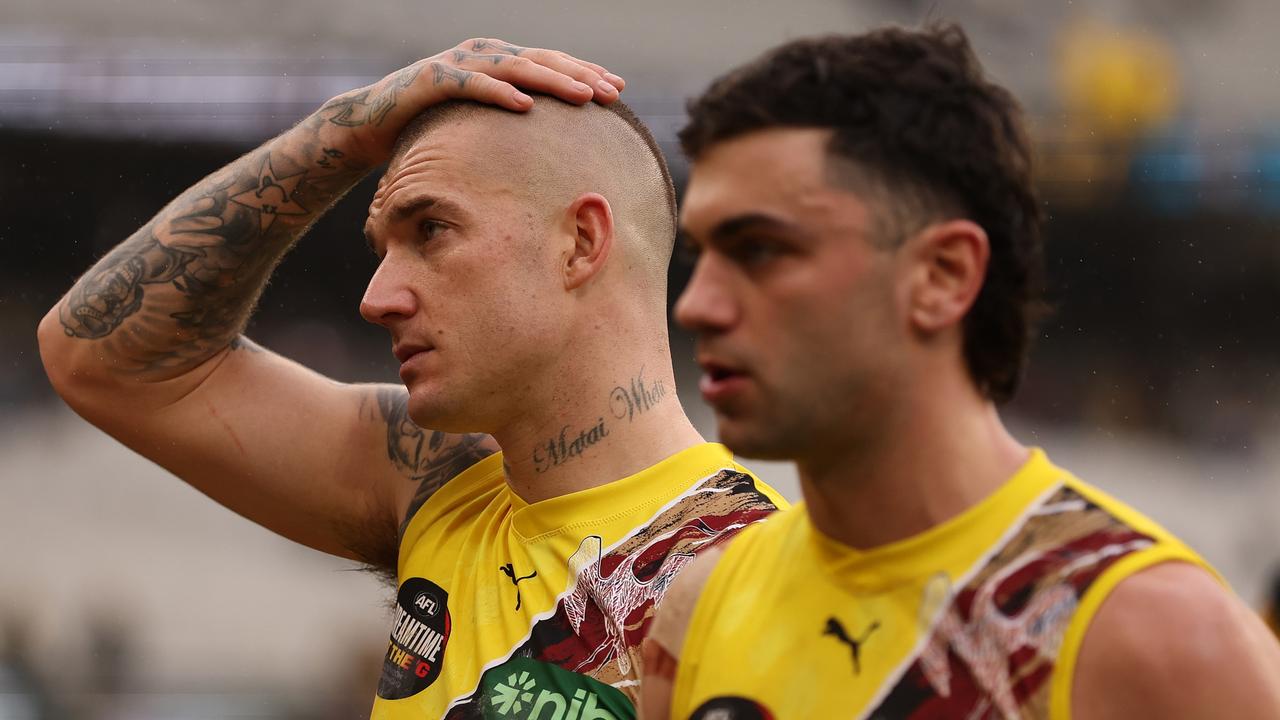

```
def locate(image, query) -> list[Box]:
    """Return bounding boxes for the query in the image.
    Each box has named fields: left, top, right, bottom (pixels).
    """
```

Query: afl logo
left=377, top=577, right=452, bottom=700
left=413, top=591, right=440, bottom=617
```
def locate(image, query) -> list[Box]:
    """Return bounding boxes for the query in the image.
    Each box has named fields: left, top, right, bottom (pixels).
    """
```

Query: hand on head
left=317, top=38, right=625, bottom=164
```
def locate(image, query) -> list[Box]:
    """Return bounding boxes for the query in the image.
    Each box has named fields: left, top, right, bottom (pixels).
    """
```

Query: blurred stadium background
left=2, top=0, right=1279, bottom=716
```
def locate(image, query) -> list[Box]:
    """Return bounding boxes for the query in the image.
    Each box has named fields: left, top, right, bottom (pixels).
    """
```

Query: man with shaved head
left=38, top=39, right=783, bottom=718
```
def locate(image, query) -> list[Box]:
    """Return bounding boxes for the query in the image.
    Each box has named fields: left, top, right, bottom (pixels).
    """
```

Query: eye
left=419, top=219, right=446, bottom=241
left=677, top=236, right=703, bottom=264
left=727, top=237, right=782, bottom=268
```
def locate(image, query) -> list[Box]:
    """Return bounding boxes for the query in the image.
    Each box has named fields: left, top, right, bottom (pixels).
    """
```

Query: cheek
left=756, top=270, right=845, bottom=353
left=768, top=272, right=895, bottom=378
left=456, top=259, right=562, bottom=351
left=827, top=287, right=905, bottom=387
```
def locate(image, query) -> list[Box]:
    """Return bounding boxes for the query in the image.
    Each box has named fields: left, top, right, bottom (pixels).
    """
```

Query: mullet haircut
left=680, top=23, right=1046, bottom=404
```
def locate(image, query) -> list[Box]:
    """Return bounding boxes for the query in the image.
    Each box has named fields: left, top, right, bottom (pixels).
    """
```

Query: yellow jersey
left=371, top=442, right=786, bottom=719
left=671, top=449, right=1215, bottom=720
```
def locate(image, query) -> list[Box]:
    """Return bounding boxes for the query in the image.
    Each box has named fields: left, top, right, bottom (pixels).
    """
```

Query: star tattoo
left=230, top=158, right=310, bottom=232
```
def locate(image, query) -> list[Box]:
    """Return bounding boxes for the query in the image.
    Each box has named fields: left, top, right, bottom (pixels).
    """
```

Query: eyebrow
left=364, top=195, right=465, bottom=257
left=681, top=213, right=803, bottom=247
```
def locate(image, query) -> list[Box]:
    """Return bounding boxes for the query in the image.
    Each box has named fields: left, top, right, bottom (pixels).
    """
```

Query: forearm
left=47, top=112, right=371, bottom=379
left=40, top=40, right=625, bottom=384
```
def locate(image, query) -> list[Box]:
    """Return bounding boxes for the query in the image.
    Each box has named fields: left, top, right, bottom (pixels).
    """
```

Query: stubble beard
left=712, top=395, right=819, bottom=462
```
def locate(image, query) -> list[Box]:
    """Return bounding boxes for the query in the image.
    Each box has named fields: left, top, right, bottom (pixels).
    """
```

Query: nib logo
left=479, top=658, right=631, bottom=720
left=491, top=670, right=538, bottom=715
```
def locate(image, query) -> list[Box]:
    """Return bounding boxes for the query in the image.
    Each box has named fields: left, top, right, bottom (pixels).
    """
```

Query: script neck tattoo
left=532, top=419, right=610, bottom=474
left=610, top=365, right=668, bottom=423
left=527, top=367, right=671, bottom=474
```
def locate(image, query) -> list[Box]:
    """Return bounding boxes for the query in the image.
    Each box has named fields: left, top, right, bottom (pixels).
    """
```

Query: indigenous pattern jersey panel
left=671, top=450, right=1215, bottom=720
left=370, top=443, right=786, bottom=720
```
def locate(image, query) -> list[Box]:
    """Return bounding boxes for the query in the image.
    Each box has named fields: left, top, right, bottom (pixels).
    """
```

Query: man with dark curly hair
left=641, top=24, right=1280, bottom=719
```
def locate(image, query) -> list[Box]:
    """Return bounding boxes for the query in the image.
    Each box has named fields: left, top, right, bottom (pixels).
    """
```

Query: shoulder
left=1072, top=561, right=1280, bottom=719
left=641, top=549, right=726, bottom=720
left=649, top=547, right=726, bottom=661
left=647, top=513, right=781, bottom=657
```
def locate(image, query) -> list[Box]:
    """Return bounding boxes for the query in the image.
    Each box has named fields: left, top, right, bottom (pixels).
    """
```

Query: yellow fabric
left=370, top=442, right=787, bottom=720
left=672, top=450, right=1212, bottom=720
left=1047, top=482, right=1218, bottom=720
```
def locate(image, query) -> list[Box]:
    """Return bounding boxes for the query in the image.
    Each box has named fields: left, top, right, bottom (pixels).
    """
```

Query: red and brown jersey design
left=867, top=486, right=1155, bottom=719
left=445, top=469, right=779, bottom=719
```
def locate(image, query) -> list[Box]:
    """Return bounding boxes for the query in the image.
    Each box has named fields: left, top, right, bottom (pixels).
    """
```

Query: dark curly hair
left=680, top=24, right=1045, bottom=403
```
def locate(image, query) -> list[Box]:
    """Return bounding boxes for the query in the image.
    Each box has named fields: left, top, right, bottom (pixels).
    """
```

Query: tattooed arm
left=51, top=38, right=621, bottom=374
left=36, top=39, right=622, bottom=565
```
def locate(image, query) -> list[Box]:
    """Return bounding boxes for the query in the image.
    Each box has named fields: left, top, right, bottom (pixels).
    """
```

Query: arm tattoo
left=315, top=146, right=344, bottom=171
left=323, top=87, right=398, bottom=128
left=58, top=127, right=368, bottom=373
left=228, top=158, right=310, bottom=232
left=375, top=387, right=495, bottom=533
left=60, top=238, right=200, bottom=339
left=320, top=64, right=426, bottom=130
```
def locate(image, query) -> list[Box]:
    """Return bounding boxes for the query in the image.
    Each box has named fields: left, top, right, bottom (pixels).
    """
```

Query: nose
left=673, top=255, right=738, bottom=334
left=359, top=257, right=417, bottom=327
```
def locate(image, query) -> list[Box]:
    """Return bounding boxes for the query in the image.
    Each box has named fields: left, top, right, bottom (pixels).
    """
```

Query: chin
left=713, top=415, right=797, bottom=461
left=406, top=393, right=486, bottom=435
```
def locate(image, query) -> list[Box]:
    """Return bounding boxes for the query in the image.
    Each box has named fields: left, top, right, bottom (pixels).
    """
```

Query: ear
left=905, top=219, right=989, bottom=335
left=562, top=193, right=614, bottom=291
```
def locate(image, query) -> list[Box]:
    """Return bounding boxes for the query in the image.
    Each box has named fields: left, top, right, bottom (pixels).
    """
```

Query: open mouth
left=707, top=365, right=740, bottom=382
left=698, top=361, right=750, bottom=402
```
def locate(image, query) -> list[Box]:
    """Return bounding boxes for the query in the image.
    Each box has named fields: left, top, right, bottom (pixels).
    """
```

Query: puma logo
left=823, top=616, right=880, bottom=674
left=499, top=563, right=538, bottom=611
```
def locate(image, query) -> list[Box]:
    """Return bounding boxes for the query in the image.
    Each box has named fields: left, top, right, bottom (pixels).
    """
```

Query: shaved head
left=388, top=97, right=677, bottom=303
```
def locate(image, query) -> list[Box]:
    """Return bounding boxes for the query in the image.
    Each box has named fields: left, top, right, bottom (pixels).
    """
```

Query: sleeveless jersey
left=671, top=449, right=1215, bottom=720
left=370, top=442, right=786, bottom=720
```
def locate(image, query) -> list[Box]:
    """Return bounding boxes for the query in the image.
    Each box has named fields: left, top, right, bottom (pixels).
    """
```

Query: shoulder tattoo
left=374, top=387, right=496, bottom=532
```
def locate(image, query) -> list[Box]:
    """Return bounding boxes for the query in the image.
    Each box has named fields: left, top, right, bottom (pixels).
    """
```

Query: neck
left=799, top=375, right=1029, bottom=550
left=495, top=351, right=704, bottom=504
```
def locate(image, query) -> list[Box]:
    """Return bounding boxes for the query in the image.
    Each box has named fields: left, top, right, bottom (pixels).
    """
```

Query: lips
left=395, top=345, right=435, bottom=384
left=696, top=356, right=751, bottom=404
left=393, top=343, right=432, bottom=364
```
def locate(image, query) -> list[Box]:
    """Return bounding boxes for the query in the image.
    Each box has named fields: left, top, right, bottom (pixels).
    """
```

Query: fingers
left=381, top=38, right=627, bottom=128
left=458, top=38, right=624, bottom=105
left=440, top=53, right=592, bottom=106
left=551, top=50, right=626, bottom=92
left=311, top=40, right=624, bottom=166
left=404, top=59, right=529, bottom=112
left=416, top=61, right=534, bottom=112
left=512, top=47, right=622, bottom=102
